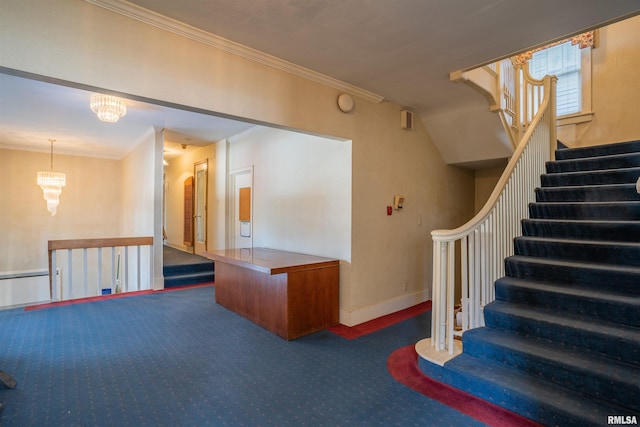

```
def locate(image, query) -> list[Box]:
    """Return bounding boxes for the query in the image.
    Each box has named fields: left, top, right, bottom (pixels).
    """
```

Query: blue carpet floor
left=0, top=286, right=485, bottom=427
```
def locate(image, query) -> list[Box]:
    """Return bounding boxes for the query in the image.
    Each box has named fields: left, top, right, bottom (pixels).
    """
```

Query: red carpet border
left=24, top=282, right=214, bottom=311
left=387, top=345, right=543, bottom=427
left=328, top=300, right=432, bottom=339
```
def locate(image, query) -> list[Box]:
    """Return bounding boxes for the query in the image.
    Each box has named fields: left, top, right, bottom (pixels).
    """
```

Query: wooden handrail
left=48, top=237, right=153, bottom=251
left=432, top=76, right=555, bottom=242
left=48, top=236, right=153, bottom=300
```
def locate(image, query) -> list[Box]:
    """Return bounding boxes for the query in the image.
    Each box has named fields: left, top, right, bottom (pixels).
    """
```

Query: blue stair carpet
left=163, top=245, right=214, bottom=288
left=419, top=139, right=640, bottom=426
left=0, top=286, right=485, bottom=427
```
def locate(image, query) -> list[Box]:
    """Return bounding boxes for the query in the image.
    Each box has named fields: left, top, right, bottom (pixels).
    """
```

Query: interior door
left=194, top=159, right=208, bottom=255
left=183, top=177, right=193, bottom=248
left=229, top=166, right=253, bottom=249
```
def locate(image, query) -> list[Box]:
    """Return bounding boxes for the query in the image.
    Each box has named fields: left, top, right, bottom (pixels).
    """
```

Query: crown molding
left=227, top=125, right=265, bottom=144
left=85, top=0, right=384, bottom=104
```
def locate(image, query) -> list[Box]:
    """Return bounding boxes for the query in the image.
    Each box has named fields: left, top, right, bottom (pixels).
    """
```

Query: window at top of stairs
left=529, top=41, right=591, bottom=122
left=530, top=41, right=585, bottom=117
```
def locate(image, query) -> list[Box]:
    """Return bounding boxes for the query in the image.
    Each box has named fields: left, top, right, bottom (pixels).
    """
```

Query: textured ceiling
left=124, top=0, right=639, bottom=110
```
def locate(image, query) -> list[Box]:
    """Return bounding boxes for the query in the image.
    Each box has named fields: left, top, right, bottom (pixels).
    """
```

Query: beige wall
left=0, top=0, right=475, bottom=323
left=474, top=161, right=508, bottom=213
left=0, top=148, right=122, bottom=273
left=561, top=15, right=640, bottom=147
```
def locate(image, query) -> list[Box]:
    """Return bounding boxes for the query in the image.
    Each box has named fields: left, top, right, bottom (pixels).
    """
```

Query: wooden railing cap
left=48, top=237, right=153, bottom=251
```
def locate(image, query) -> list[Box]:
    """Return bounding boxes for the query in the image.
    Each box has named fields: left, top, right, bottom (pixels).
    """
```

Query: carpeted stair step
left=505, top=255, right=640, bottom=294
left=555, top=139, right=640, bottom=161
left=529, top=201, right=640, bottom=220
left=546, top=152, right=640, bottom=173
left=521, top=219, right=640, bottom=242
left=163, top=261, right=214, bottom=276
left=426, top=353, right=631, bottom=427
left=494, top=277, right=640, bottom=328
left=535, top=183, right=640, bottom=202
left=541, top=167, right=640, bottom=187
left=164, top=271, right=214, bottom=288
left=461, top=327, right=640, bottom=409
left=513, top=236, right=640, bottom=267
left=418, top=139, right=640, bottom=426
left=483, top=300, right=640, bottom=366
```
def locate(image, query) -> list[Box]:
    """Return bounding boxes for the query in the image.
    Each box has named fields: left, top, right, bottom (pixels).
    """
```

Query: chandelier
left=90, top=94, right=127, bottom=123
left=37, top=139, right=66, bottom=216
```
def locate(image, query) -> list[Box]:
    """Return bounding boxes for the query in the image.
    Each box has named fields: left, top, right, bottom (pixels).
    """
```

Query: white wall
left=213, top=140, right=229, bottom=251
left=120, top=129, right=157, bottom=290
left=228, top=127, right=351, bottom=261
left=121, top=130, right=156, bottom=237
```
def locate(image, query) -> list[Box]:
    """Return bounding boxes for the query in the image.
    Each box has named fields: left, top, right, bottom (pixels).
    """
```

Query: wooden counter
left=204, top=248, right=339, bottom=340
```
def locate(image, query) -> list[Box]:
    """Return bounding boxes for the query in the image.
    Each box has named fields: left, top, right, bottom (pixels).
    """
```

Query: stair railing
left=430, top=74, right=557, bottom=354
left=452, top=59, right=547, bottom=150
left=48, top=237, right=154, bottom=301
left=500, top=59, right=549, bottom=147
left=498, top=59, right=517, bottom=144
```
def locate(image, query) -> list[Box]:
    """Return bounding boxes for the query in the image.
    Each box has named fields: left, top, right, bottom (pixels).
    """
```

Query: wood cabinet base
left=206, top=248, right=339, bottom=340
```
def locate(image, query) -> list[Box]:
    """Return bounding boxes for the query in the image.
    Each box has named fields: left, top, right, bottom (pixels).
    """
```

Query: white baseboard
left=339, top=290, right=431, bottom=327
left=153, top=276, right=165, bottom=291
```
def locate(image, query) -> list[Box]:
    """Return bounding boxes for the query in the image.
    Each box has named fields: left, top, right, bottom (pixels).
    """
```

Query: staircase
left=163, top=245, right=214, bottom=288
left=419, top=140, right=640, bottom=426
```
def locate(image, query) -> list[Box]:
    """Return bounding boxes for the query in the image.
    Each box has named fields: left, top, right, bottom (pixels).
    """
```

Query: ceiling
left=1, top=0, right=638, bottom=159
left=0, top=72, right=256, bottom=160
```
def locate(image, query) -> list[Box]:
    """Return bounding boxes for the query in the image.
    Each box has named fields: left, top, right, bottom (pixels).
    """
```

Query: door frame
left=227, top=166, right=254, bottom=249
left=193, top=159, right=208, bottom=255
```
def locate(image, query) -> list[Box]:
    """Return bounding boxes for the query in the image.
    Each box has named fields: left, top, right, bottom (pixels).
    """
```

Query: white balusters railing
left=499, top=59, right=517, bottom=140
left=499, top=59, right=547, bottom=147
left=47, top=237, right=153, bottom=301
left=454, top=58, right=547, bottom=150
left=518, top=63, right=547, bottom=132
left=430, top=74, right=557, bottom=354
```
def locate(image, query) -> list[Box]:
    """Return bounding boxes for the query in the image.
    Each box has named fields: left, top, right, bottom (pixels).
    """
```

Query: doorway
left=229, top=166, right=253, bottom=249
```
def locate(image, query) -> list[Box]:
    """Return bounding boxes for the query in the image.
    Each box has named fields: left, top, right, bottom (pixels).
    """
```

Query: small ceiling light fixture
left=90, top=93, right=127, bottom=123
left=37, top=139, right=66, bottom=216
